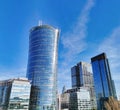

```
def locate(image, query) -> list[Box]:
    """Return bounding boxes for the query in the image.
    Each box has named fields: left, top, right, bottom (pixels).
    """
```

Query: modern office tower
left=26, top=24, right=59, bottom=110
left=71, top=62, right=94, bottom=88
left=60, top=87, right=91, bottom=110
left=71, top=62, right=96, bottom=109
left=0, top=78, right=31, bottom=110
left=91, top=53, right=117, bottom=110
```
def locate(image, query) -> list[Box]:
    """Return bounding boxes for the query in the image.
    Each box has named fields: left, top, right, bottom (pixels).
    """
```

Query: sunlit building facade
left=0, top=78, right=31, bottom=110
left=60, top=87, right=91, bottom=110
left=71, top=61, right=96, bottom=109
left=27, top=24, right=59, bottom=110
left=91, top=53, right=117, bottom=110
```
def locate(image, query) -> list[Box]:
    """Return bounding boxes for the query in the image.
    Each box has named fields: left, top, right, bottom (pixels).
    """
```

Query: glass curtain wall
left=27, top=25, right=59, bottom=110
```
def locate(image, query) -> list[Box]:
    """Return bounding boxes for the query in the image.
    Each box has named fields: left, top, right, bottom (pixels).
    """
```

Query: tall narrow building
left=91, top=53, right=117, bottom=110
left=71, top=62, right=96, bottom=109
left=27, top=24, right=59, bottom=110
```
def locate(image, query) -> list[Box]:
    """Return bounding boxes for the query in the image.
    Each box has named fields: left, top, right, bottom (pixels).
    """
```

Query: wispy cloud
left=58, top=0, right=95, bottom=92
left=98, top=26, right=120, bottom=97
left=61, top=0, right=94, bottom=59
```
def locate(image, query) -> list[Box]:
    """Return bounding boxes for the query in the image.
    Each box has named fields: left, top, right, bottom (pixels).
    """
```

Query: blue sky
left=0, top=0, right=120, bottom=98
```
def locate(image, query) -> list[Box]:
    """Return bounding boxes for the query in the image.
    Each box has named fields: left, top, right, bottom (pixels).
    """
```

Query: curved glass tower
left=27, top=24, right=59, bottom=110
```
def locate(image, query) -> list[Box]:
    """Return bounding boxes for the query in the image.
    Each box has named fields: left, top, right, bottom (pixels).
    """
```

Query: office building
left=61, top=92, right=70, bottom=110
left=71, top=62, right=96, bottom=109
left=91, top=53, right=117, bottom=110
left=27, top=24, right=59, bottom=110
left=0, top=78, right=31, bottom=110
left=60, top=87, right=91, bottom=110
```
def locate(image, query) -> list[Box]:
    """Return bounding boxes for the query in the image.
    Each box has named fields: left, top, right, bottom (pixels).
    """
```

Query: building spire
left=62, top=85, right=66, bottom=93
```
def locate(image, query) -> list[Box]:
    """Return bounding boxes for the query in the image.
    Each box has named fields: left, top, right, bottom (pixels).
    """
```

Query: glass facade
left=71, top=66, right=80, bottom=88
left=71, top=62, right=96, bottom=109
left=71, top=62, right=94, bottom=89
left=27, top=25, right=59, bottom=110
left=0, top=80, right=12, bottom=110
left=0, top=78, right=31, bottom=110
left=8, top=79, right=31, bottom=110
left=91, top=53, right=117, bottom=110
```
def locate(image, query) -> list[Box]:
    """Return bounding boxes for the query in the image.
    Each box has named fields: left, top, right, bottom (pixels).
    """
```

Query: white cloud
left=61, top=0, right=94, bottom=59
left=98, top=26, right=120, bottom=98
left=58, top=0, right=95, bottom=92
left=98, top=26, right=120, bottom=79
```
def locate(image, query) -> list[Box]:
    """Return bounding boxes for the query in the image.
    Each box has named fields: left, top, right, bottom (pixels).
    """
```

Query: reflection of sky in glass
left=27, top=25, right=59, bottom=110
left=0, top=79, right=31, bottom=110
left=9, top=80, right=31, bottom=100
left=91, top=53, right=116, bottom=110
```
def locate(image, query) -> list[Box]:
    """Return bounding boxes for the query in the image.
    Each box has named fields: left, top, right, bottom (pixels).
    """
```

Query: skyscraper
left=71, top=62, right=94, bottom=88
left=91, top=53, right=117, bottom=110
left=71, top=62, right=96, bottom=109
left=27, top=24, right=59, bottom=110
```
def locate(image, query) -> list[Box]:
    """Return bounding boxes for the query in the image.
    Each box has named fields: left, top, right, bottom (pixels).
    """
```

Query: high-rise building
left=27, top=24, right=59, bottom=110
left=71, top=62, right=94, bottom=88
left=0, top=78, right=31, bottom=110
left=71, top=62, right=96, bottom=109
left=91, top=53, right=117, bottom=110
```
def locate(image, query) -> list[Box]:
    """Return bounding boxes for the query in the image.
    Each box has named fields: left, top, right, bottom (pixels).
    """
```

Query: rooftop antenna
left=38, top=20, right=42, bottom=26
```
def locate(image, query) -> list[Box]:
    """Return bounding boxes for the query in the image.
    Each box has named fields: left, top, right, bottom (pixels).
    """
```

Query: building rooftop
left=30, top=24, right=58, bottom=32
left=0, top=78, right=30, bottom=85
left=91, top=52, right=107, bottom=62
